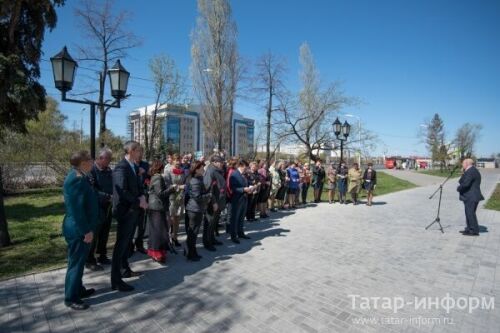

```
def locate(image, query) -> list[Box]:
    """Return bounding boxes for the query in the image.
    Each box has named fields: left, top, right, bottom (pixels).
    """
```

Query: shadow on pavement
left=479, top=225, right=489, bottom=233
left=0, top=211, right=294, bottom=333
left=87, top=211, right=292, bottom=306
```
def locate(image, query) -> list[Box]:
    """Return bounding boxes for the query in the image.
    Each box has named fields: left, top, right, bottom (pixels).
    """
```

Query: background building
left=129, top=104, right=254, bottom=157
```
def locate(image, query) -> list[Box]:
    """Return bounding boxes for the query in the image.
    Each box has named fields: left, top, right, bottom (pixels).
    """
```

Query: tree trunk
left=228, top=105, right=233, bottom=157
left=99, top=110, right=106, bottom=140
left=98, top=70, right=107, bottom=137
left=308, top=148, right=319, bottom=163
left=266, top=86, right=272, bottom=165
left=149, top=98, right=161, bottom=161
left=0, top=166, right=12, bottom=248
left=218, top=132, right=223, bottom=155
left=144, top=107, right=149, bottom=158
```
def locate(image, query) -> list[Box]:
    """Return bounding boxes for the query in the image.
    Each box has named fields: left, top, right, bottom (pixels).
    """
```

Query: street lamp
left=50, top=46, right=130, bottom=158
left=333, top=117, right=350, bottom=167
left=108, top=60, right=130, bottom=99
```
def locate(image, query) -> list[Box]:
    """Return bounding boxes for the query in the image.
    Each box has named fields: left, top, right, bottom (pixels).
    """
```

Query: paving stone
left=1, top=170, right=499, bottom=332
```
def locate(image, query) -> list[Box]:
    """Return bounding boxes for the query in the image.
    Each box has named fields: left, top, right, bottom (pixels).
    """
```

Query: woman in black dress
left=275, top=161, right=287, bottom=209
left=337, top=161, right=349, bottom=204
left=147, top=160, right=176, bottom=263
left=363, top=162, right=377, bottom=206
left=257, top=161, right=271, bottom=218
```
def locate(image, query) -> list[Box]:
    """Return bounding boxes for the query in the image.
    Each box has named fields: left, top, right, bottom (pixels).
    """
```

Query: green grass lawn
left=305, top=172, right=417, bottom=202
left=1, top=188, right=119, bottom=281
left=419, top=168, right=461, bottom=178
left=1, top=188, right=67, bottom=280
left=485, top=183, right=500, bottom=211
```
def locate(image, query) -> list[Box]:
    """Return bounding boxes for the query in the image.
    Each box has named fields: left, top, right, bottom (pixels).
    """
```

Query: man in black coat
left=85, top=148, right=113, bottom=271
left=111, top=141, right=148, bottom=291
left=203, top=155, right=226, bottom=251
left=229, top=160, right=254, bottom=243
left=457, top=158, right=484, bottom=236
left=132, top=147, right=150, bottom=255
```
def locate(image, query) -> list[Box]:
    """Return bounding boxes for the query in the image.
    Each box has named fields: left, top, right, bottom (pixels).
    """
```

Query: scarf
left=172, top=167, right=184, bottom=175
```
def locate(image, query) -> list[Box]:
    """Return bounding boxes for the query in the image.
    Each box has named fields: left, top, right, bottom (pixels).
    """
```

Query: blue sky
left=39, top=0, right=500, bottom=157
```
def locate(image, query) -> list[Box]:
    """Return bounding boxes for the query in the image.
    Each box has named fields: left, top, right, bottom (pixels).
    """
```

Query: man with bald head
left=457, top=158, right=484, bottom=236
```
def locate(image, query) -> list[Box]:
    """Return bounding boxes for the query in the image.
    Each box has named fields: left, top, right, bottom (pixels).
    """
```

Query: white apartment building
left=129, top=104, right=255, bottom=157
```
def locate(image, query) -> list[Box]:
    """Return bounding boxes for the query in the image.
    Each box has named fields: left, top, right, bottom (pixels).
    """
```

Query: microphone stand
left=425, top=165, right=460, bottom=233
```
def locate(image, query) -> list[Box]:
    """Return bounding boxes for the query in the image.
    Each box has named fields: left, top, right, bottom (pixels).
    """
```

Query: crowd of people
left=61, top=141, right=378, bottom=310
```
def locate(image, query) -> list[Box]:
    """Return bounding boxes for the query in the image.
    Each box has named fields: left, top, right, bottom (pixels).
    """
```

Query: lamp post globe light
left=108, top=60, right=130, bottom=100
left=332, top=117, right=350, bottom=167
left=333, top=117, right=342, bottom=137
left=342, top=120, right=351, bottom=138
left=50, top=46, right=129, bottom=158
left=50, top=46, right=77, bottom=93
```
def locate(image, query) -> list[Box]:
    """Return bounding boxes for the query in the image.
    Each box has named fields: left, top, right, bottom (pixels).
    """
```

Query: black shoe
left=172, top=239, right=181, bottom=247
left=85, top=263, right=104, bottom=271
left=238, top=234, right=251, bottom=239
left=187, top=255, right=201, bottom=262
left=204, top=245, right=216, bottom=252
left=135, top=247, right=147, bottom=255
left=122, top=269, right=143, bottom=278
left=65, top=300, right=89, bottom=310
left=231, top=237, right=240, bottom=244
left=459, top=230, right=470, bottom=234
left=97, top=256, right=111, bottom=265
left=111, top=281, right=134, bottom=292
left=80, top=288, right=95, bottom=298
left=213, top=240, right=223, bottom=246
left=463, top=232, right=479, bottom=236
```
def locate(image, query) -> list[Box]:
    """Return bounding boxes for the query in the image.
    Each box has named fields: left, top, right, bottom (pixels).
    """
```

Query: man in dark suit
left=457, top=158, right=484, bottom=236
left=229, top=159, right=254, bottom=243
left=203, top=155, right=226, bottom=251
left=85, top=148, right=113, bottom=271
left=132, top=147, right=150, bottom=255
left=111, top=141, right=148, bottom=291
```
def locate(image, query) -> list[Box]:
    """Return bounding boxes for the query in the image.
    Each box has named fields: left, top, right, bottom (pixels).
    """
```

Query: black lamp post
left=333, top=117, right=351, bottom=167
left=50, top=46, right=130, bottom=158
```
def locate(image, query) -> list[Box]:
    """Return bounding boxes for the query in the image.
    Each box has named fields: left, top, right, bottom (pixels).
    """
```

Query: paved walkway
left=378, top=169, right=452, bottom=187
left=1, top=171, right=500, bottom=333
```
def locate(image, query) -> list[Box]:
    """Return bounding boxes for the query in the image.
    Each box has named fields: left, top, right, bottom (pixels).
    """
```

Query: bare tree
left=252, top=52, right=287, bottom=165
left=191, top=0, right=239, bottom=154
left=345, top=124, right=378, bottom=163
left=275, top=42, right=350, bottom=162
left=454, top=123, right=482, bottom=160
left=74, top=0, right=141, bottom=143
left=145, top=54, right=187, bottom=160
